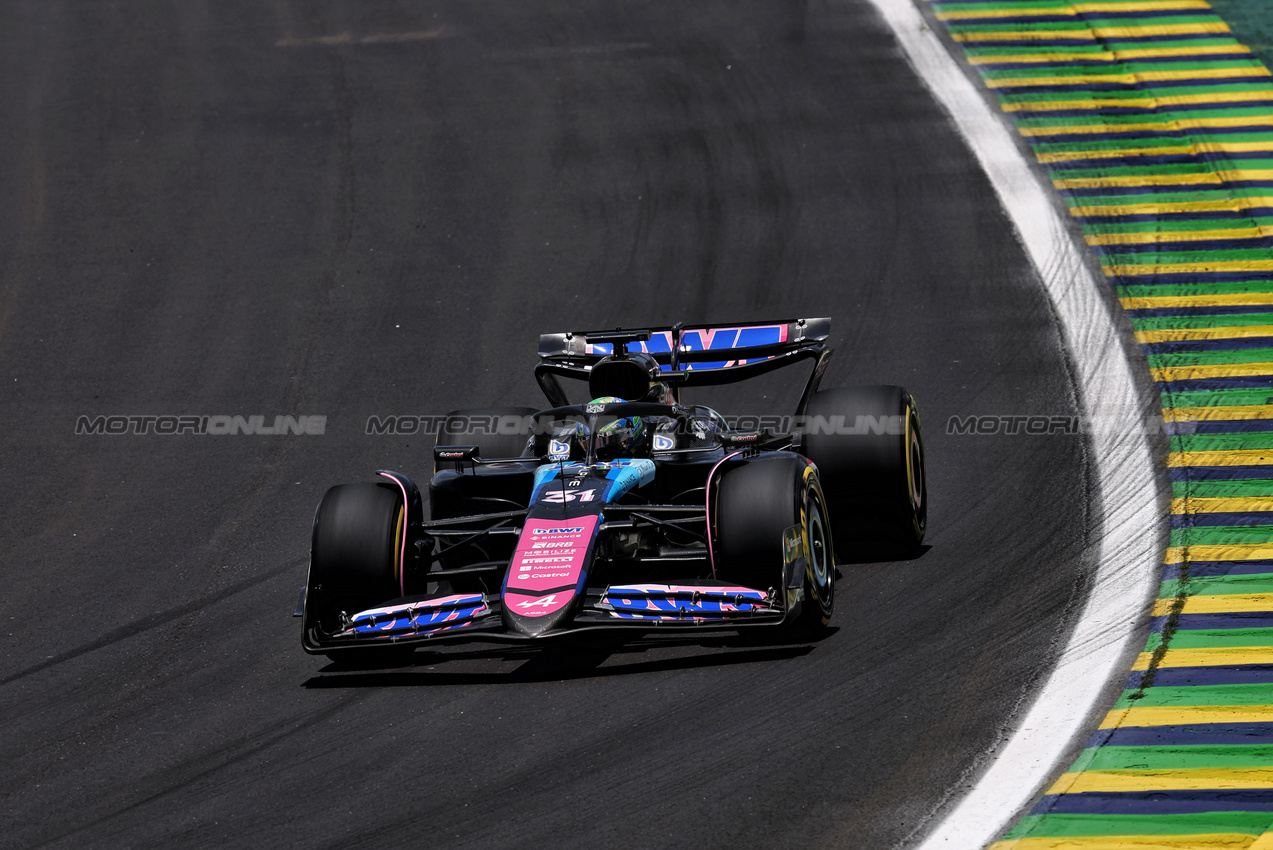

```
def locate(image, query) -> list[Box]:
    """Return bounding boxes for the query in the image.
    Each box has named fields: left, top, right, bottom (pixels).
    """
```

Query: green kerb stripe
left=1002, top=812, right=1271, bottom=840
left=1111, top=683, right=1273, bottom=708
left=1174, top=480, right=1273, bottom=497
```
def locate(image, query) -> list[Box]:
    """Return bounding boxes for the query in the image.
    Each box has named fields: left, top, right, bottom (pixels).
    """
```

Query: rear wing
left=535, top=317, right=833, bottom=411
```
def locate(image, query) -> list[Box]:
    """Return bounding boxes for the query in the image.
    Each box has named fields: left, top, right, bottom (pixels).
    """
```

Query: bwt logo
left=531, top=527, right=585, bottom=536
left=76, top=415, right=327, bottom=436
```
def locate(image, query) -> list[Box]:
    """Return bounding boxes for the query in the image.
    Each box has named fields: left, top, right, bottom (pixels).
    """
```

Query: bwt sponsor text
left=76, top=415, right=327, bottom=436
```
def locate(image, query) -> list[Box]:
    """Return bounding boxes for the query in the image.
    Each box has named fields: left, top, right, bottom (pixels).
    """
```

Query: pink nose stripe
left=503, top=515, right=600, bottom=616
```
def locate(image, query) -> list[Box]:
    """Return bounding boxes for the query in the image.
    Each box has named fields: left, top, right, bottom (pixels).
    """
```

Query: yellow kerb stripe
left=1102, top=704, right=1273, bottom=728
left=938, top=1, right=1212, bottom=21
left=1151, top=592, right=1273, bottom=615
left=1041, top=143, right=1273, bottom=163
left=1132, top=646, right=1273, bottom=670
left=955, top=23, right=1232, bottom=43
left=1122, top=293, right=1273, bottom=309
left=1088, top=22, right=1230, bottom=36
left=1116, top=262, right=1273, bottom=277
left=1060, top=174, right=1224, bottom=189
left=1078, top=198, right=1273, bottom=217
left=1004, top=88, right=1267, bottom=111
left=1049, top=767, right=1273, bottom=793
left=1026, top=118, right=1273, bottom=137
left=1106, top=231, right=1270, bottom=247
left=1163, top=405, right=1273, bottom=420
left=979, top=45, right=1251, bottom=67
left=1171, top=497, right=1273, bottom=514
left=1153, top=362, right=1273, bottom=381
left=1169, top=449, right=1273, bottom=466
left=989, top=66, right=1262, bottom=87
left=1166, top=545, right=1273, bottom=564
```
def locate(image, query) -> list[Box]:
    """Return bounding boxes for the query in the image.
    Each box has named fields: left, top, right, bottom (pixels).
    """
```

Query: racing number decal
left=540, top=488, right=597, bottom=503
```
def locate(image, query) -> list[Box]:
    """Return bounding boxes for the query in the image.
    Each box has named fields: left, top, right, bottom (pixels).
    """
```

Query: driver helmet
left=589, top=397, right=646, bottom=459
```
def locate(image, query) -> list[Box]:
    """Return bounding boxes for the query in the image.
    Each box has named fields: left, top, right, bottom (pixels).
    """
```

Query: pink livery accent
left=503, top=515, right=600, bottom=618
left=585, top=324, right=789, bottom=369
left=704, top=450, right=745, bottom=578
left=343, top=593, right=489, bottom=638
left=607, top=584, right=764, bottom=599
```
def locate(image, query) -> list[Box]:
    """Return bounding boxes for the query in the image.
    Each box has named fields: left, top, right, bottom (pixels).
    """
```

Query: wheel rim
left=907, top=414, right=924, bottom=511
left=808, top=494, right=830, bottom=591
left=392, top=504, right=405, bottom=589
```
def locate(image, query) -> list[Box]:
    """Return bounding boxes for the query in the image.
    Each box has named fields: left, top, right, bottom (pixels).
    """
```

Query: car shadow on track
left=839, top=543, right=932, bottom=565
left=300, top=631, right=828, bottom=688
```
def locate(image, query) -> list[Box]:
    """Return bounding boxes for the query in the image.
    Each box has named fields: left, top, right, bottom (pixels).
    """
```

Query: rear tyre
left=430, top=406, right=539, bottom=548
left=434, top=406, right=538, bottom=471
left=714, top=455, right=835, bottom=638
left=306, top=482, right=414, bottom=666
left=802, top=385, right=926, bottom=558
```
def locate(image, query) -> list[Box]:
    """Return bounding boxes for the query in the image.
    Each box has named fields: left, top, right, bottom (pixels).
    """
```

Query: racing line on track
left=890, top=0, right=1273, bottom=846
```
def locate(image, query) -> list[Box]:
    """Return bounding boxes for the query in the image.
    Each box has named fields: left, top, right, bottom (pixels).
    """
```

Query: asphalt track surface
left=0, top=2, right=1103, bottom=848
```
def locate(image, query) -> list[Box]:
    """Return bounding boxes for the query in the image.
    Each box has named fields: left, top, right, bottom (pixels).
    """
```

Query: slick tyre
left=802, top=385, right=926, bottom=558
left=306, top=482, right=413, bottom=665
left=434, top=406, right=538, bottom=471
left=714, top=455, right=835, bottom=638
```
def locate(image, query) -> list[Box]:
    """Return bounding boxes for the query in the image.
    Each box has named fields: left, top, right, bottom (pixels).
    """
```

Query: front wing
left=301, top=579, right=805, bottom=653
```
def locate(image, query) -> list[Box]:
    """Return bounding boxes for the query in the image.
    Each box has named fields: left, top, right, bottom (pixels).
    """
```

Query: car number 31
left=540, top=488, right=597, bottom=503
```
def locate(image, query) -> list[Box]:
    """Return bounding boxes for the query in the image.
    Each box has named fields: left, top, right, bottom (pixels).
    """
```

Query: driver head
left=592, top=405, right=646, bottom=460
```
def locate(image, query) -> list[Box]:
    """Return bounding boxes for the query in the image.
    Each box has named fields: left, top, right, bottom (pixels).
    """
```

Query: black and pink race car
left=298, top=318, right=926, bottom=664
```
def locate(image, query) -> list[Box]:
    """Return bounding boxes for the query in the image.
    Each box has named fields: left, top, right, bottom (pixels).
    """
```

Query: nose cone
left=501, top=513, right=600, bottom=637
left=502, top=596, right=578, bottom=637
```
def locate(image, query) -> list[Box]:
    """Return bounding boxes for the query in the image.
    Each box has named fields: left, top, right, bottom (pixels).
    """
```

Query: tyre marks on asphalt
left=927, top=0, right=1273, bottom=846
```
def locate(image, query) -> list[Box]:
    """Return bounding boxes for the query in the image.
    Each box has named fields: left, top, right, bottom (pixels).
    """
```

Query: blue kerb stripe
left=1166, top=420, right=1273, bottom=435
left=1101, top=242, right=1273, bottom=258
left=1151, top=612, right=1273, bottom=632
left=1170, top=468, right=1273, bottom=482
left=1124, top=664, right=1273, bottom=688
left=1146, top=339, right=1273, bottom=356
left=1161, top=560, right=1273, bottom=579
left=1032, top=788, right=1273, bottom=816
left=981, top=55, right=1259, bottom=74
left=1159, top=377, right=1273, bottom=392
left=1149, top=612, right=1273, bottom=632
left=1171, top=511, right=1273, bottom=528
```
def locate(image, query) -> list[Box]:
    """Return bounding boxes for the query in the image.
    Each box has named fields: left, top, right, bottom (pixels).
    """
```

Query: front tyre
left=305, top=482, right=414, bottom=666
left=714, top=455, right=835, bottom=638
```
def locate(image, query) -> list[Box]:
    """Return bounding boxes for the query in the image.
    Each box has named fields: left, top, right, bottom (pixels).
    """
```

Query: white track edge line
left=861, top=1, right=1163, bottom=848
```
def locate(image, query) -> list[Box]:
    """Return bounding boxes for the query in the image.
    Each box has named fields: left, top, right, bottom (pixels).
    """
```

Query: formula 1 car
left=298, top=318, right=926, bottom=663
